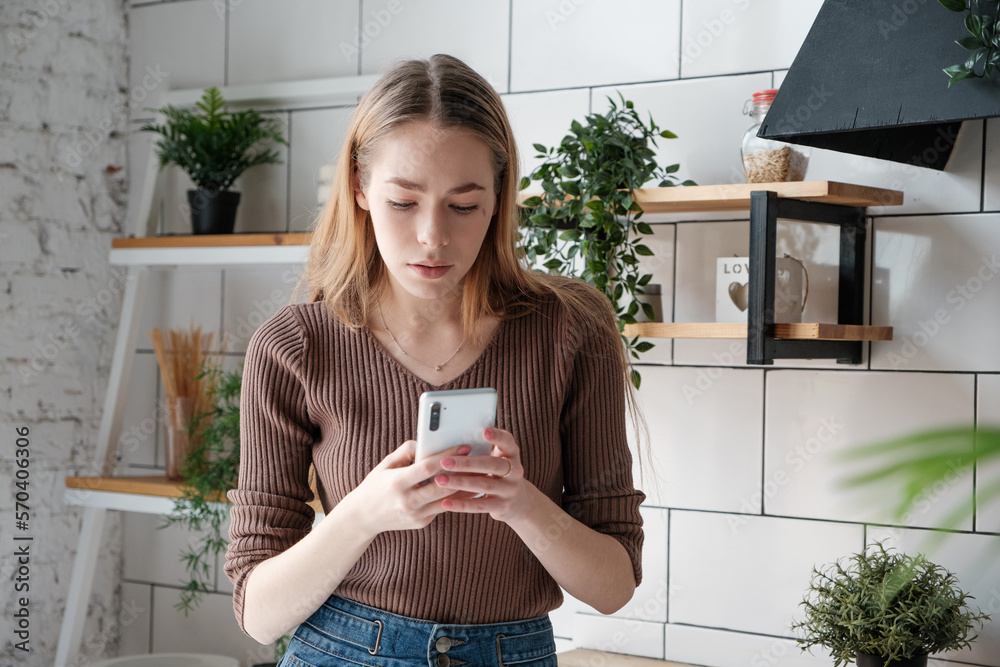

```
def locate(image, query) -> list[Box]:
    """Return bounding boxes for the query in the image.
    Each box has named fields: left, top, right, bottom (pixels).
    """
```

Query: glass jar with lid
left=741, top=89, right=809, bottom=183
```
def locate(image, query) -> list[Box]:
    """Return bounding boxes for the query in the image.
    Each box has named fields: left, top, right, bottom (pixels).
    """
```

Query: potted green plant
left=518, top=92, right=693, bottom=388
left=139, top=87, right=287, bottom=234
left=791, top=541, right=990, bottom=667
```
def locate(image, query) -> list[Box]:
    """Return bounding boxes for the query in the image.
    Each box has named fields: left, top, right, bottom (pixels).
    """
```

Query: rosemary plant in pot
left=518, top=93, right=693, bottom=388
left=139, top=86, right=287, bottom=234
left=791, top=541, right=990, bottom=667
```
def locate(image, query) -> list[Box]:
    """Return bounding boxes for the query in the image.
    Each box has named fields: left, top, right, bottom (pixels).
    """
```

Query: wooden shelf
left=111, top=232, right=312, bottom=249
left=65, top=475, right=324, bottom=515
left=517, top=181, right=902, bottom=213
left=624, top=322, right=893, bottom=341
left=632, top=180, right=901, bottom=213
left=110, top=232, right=311, bottom=266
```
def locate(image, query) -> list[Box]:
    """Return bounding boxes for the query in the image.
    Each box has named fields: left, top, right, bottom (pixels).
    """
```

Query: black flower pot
left=187, top=188, right=240, bottom=235
left=856, top=652, right=929, bottom=667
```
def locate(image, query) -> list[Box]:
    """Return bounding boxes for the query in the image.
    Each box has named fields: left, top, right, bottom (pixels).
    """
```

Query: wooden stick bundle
left=149, top=324, right=228, bottom=436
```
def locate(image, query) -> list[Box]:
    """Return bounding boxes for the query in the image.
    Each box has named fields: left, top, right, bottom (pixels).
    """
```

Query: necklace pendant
left=434, top=365, right=442, bottom=372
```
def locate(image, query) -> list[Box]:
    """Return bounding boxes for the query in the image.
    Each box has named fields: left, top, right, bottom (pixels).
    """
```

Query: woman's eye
left=452, top=204, right=479, bottom=214
left=387, top=200, right=414, bottom=210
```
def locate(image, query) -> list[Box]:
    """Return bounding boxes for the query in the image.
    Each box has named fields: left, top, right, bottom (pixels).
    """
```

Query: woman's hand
left=431, top=427, right=532, bottom=523
left=342, top=440, right=471, bottom=538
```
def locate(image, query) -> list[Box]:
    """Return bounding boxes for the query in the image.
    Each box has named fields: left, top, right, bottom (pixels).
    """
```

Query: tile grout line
left=507, top=0, right=513, bottom=94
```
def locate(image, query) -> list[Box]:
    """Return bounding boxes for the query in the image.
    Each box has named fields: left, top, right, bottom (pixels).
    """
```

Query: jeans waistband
left=286, top=594, right=557, bottom=666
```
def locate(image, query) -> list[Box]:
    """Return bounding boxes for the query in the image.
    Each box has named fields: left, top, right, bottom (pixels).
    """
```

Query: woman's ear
left=353, top=165, right=370, bottom=211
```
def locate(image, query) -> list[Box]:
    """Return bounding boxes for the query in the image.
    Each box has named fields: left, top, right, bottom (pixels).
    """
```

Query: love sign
left=715, top=256, right=806, bottom=323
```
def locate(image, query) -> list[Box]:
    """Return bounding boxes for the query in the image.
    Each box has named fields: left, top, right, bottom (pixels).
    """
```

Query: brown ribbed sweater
left=223, top=287, right=645, bottom=637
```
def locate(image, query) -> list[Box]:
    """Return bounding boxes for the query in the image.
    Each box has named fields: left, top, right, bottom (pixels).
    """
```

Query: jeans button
left=436, top=636, right=453, bottom=653
left=436, top=654, right=450, bottom=667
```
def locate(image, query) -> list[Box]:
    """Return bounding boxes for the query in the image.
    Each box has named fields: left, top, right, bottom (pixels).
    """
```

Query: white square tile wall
left=872, top=213, right=1000, bottom=372
left=287, top=106, right=356, bottom=231
left=151, top=586, right=275, bottom=660
left=617, top=507, right=669, bottom=623
left=765, top=371, right=975, bottom=528
left=572, top=613, right=666, bottom=660
left=636, top=366, right=763, bottom=512
left=985, top=117, right=1000, bottom=211
left=117, top=582, right=153, bottom=657
left=223, top=266, right=307, bottom=354
left=127, top=1, right=225, bottom=120
left=664, top=624, right=830, bottom=667
left=118, top=352, right=159, bottom=469
left=138, top=269, right=223, bottom=345
left=227, top=0, right=360, bottom=85
left=807, top=120, right=984, bottom=216
left=510, top=0, right=681, bottom=92
left=502, top=88, right=591, bottom=182
left=233, top=111, right=290, bottom=234
left=360, top=0, right=510, bottom=92
left=679, top=0, right=824, bottom=79
left=669, top=511, right=862, bottom=637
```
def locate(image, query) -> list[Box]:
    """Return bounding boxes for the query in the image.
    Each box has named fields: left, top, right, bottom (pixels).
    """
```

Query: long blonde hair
left=293, top=54, right=656, bottom=493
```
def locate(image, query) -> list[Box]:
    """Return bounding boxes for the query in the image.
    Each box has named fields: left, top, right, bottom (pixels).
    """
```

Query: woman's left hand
left=434, top=427, right=531, bottom=523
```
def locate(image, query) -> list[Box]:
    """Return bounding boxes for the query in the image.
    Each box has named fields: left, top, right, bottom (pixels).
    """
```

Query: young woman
left=225, top=54, right=647, bottom=667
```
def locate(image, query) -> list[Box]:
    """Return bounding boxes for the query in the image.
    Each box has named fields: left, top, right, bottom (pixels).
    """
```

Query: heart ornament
left=728, top=282, right=749, bottom=312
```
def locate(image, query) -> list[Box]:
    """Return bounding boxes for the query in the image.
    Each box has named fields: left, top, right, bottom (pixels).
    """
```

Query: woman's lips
left=408, top=263, right=452, bottom=279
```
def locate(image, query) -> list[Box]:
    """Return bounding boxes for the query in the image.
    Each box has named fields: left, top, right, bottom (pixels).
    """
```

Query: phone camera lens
left=429, top=402, right=441, bottom=431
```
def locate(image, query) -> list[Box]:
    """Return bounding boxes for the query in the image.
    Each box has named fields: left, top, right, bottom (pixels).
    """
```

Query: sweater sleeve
left=558, top=289, right=646, bottom=589
left=223, top=305, right=318, bottom=639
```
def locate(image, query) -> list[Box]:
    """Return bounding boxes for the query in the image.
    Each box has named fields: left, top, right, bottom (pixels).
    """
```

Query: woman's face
left=355, top=121, right=498, bottom=305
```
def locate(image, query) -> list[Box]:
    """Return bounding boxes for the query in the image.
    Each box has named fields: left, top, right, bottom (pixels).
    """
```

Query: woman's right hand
left=340, top=440, right=470, bottom=537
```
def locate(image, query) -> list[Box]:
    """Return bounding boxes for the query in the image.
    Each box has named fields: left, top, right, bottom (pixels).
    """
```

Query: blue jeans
left=277, top=594, right=558, bottom=666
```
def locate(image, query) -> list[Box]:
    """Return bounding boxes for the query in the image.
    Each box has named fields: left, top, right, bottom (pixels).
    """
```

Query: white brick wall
left=0, top=1, right=129, bottom=665
left=16, top=1, right=999, bottom=665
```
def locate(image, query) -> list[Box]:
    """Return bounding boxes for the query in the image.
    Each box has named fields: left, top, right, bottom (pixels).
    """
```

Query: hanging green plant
left=518, top=92, right=694, bottom=388
left=159, top=361, right=242, bottom=614
left=939, top=0, right=1000, bottom=86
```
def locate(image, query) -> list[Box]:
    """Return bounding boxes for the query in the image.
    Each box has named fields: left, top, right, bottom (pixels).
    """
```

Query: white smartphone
left=415, top=388, right=497, bottom=497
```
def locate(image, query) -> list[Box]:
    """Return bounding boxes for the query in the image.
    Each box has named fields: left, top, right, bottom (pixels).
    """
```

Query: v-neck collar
left=361, top=317, right=508, bottom=389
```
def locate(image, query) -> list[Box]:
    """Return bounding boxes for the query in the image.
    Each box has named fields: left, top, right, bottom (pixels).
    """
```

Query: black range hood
left=759, top=0, right=1000, bottom=171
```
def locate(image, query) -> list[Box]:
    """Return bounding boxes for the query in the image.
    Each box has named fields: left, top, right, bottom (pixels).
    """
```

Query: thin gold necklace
left=378, top=304, right=465, bottom=372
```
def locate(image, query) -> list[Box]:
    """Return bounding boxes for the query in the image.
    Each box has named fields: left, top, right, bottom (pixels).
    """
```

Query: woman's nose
left=416, top=207, right=449, bottom=248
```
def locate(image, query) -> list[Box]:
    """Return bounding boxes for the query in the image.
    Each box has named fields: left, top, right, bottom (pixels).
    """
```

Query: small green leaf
left=660, top=129, right=678, bottom=139
left=543, top=258, right=564, bottom=270
left=635, top=341, right=655, bottom=353
left=532, top=143, right=548, bottom=154
left=636, top=222, right=654, bottom=235
left=966, top=12, right=983, bottom=37
left=635, top=244, right=655, bottom=256
left=559, top=229, right=582, bottom=242
left=957, top=35, right=985, bottom=49
left=939, top=0, right=967, bottom=10
left=665, top=163, right=680, bottom=174
left=522, top=196, right=543, bottom=207
left=630, top=369, right=642, bottom=390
